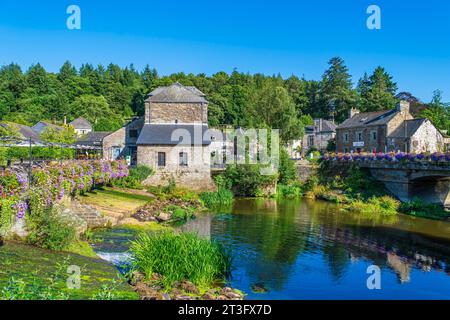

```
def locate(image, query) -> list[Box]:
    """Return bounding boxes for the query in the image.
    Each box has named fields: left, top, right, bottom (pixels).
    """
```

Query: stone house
left=336, top=101, right=445, bottom=153
left=287, top=118, right=336, bottom=158
left=70, top=117, right=93, bottom=137
left=303, top=119, right=336, bottom=152
left=75, top=117, right=144, bottom=164
left=136, top=83, right=215, bottom=190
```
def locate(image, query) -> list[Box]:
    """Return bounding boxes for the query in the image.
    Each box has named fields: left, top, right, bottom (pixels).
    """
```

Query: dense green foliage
left=223, top=164, right=278, bottom=197
left=26, top=207, right=77, bottom=251
left=1, top=59, right=446, bottom=142
left=0, top=146, right=75, bottom=165
left=357, top=67, right=398, bottom=112
left=306, top=163, right=400, bottom=216
left=200, top=188, right=234, bottom=208
left=130, top=232, right=231, bottom=289
left=419, top=90, right=450, bottom=134
left=399, top=198, right=449, bottom=220
left=110, top=165, right=153, bottom=189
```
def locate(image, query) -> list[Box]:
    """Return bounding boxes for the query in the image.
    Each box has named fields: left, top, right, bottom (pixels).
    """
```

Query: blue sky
left=0, top=0, right=449, bottom=101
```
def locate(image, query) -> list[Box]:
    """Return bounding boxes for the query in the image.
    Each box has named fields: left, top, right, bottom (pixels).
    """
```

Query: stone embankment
left=130, top=271, right=244, bottom=300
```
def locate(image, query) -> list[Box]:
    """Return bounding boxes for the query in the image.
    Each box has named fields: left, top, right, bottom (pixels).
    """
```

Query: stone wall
left=409, top=119, right=445, bottom=153
left=138, top=145, right=215, bottom=191
left=336, top=125, right=388, bottom=153
left=145, top=102, right=207, bottom=124
left=102, top=117, right=144, bottom=161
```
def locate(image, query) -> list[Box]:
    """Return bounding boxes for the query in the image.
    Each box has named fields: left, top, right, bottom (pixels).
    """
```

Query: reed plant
left=130, top=232, right=231, bottom=289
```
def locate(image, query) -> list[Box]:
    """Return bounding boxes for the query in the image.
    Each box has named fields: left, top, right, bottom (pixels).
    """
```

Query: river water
left=180, top=198, right=450, bottom=299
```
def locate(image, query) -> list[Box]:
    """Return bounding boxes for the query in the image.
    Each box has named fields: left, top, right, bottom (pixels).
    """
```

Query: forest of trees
left=0, top=57, right=448, bottom=143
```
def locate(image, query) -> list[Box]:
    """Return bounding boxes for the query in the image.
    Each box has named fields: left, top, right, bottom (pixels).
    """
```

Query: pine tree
left=319, top=57, right=357, bottom=123
left=359, top=67, right=398, bottom=112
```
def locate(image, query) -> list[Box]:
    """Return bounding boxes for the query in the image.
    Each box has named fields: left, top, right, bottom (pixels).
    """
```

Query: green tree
left=358, top=67, right=397, bottom=112
left=70, top=94, right=112, bottom=125
left=251, top=85, right=303, bottom=142
left=319, top=57, right=357, bottom=123
left=420, top=90, right=450, bottom=133
left=40, top=125, right=77, bottom=144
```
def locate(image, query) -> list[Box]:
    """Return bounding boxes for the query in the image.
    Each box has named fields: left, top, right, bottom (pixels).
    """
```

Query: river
left=180, top=198, right=450, bottom=299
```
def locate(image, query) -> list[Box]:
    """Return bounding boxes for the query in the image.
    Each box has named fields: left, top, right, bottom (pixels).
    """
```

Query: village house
left=336, top=101, right=445, bottom=153
left=136, top=82, right=214, bottom=190
left=69, top=117, right=93, bottom=137
left=287, top=118, right=336, bottom=159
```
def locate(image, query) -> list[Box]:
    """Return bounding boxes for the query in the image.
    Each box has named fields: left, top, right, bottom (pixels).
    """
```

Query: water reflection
left=182, top=198, right=450, bottom=299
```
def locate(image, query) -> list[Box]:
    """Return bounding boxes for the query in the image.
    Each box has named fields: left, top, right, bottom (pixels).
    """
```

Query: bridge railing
left=321, top=152, right=450, bottom=169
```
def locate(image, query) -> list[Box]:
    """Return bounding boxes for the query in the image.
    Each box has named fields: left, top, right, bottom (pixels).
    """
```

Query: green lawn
left=79, top=187, right=154, bottom=219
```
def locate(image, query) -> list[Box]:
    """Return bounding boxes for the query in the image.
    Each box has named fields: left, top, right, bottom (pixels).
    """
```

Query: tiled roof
left=136, top=124, right=211, bottom=145
left=145, top=82, right=208, bottom=103
left=70, top=117, right=92, bottom=130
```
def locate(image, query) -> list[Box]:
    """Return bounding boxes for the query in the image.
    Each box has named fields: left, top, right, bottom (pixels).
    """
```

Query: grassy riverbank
left=0, top=241, right=138, bottom=300
left=305, top=162, right=449, bottom=220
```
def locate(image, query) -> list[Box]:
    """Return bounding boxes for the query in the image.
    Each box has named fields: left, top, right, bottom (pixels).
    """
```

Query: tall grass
left=200, top=188, right=234, bottom=208
left=130, top=232, right=231, bottom=289
left=347, top=196, right=400, bottom=216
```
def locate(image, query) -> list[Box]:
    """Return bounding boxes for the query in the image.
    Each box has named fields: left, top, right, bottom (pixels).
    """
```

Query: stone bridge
left=331, top=161, right=450, bottom=208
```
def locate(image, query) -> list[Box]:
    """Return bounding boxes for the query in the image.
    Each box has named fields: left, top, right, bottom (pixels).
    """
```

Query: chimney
left=349, top=108, right=360, bottom=118
left=396, top=100, right=410, bottom=114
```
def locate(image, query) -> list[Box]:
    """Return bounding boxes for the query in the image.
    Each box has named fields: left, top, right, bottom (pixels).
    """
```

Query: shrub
left=110, top=165, right=153, bottom=189
left=400, top=198, right=449, bottom=220
left=277, top=183, right=303, bottom=199
left=163, top=204, right=195, bottom=221
left=26, top=207, right=78, bottom=251
left=200, top=188, right=234, bottom=208
left=224, top=164, right=277, bottom=197
left=278, top=148, right=297, bottom=184
left=130, top=232, right=231, bottom=289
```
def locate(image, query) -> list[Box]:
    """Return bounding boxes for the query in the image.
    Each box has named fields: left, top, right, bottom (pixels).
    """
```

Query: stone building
left=336, top=101, right=445, bottom=153
left=287, top=118, right=336, bottom=158
left=136, top=83, right=214, bottom=190
left=70, top=117, right=93, bottom=137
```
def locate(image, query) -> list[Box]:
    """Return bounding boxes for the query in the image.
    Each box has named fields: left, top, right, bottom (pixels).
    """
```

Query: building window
left=371, top=130, right=377, bottom=141
left=179, top=152, right=188, bottom=166
left=157, top=152, right=166, bottom=167
left=308, top=135, right=314, bottom=147
left=343, top=132, right=349, bottom=142
left=356, top=131, right=363, bottom=141
left=129, top=129, right=138, bottom=138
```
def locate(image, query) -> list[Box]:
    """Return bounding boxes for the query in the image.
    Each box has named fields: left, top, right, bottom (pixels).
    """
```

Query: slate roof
left=389, top=118, right=427, bottom=138
left=336, top=110, right=396, bottom=129
left=76, top=132, right=112, bottom=146
left=0, top=122, right=41, bottom=142
left=32, top=121, right=64, bottom=135
left=306, top=119, right=336, bottom=133
left=321, top=120, right=337, bottom=132
left=136, top=124, right=211, bottom=145
left=70, top=117, right=92, bottom=130
left=145, top=82, right=208, bottom=103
